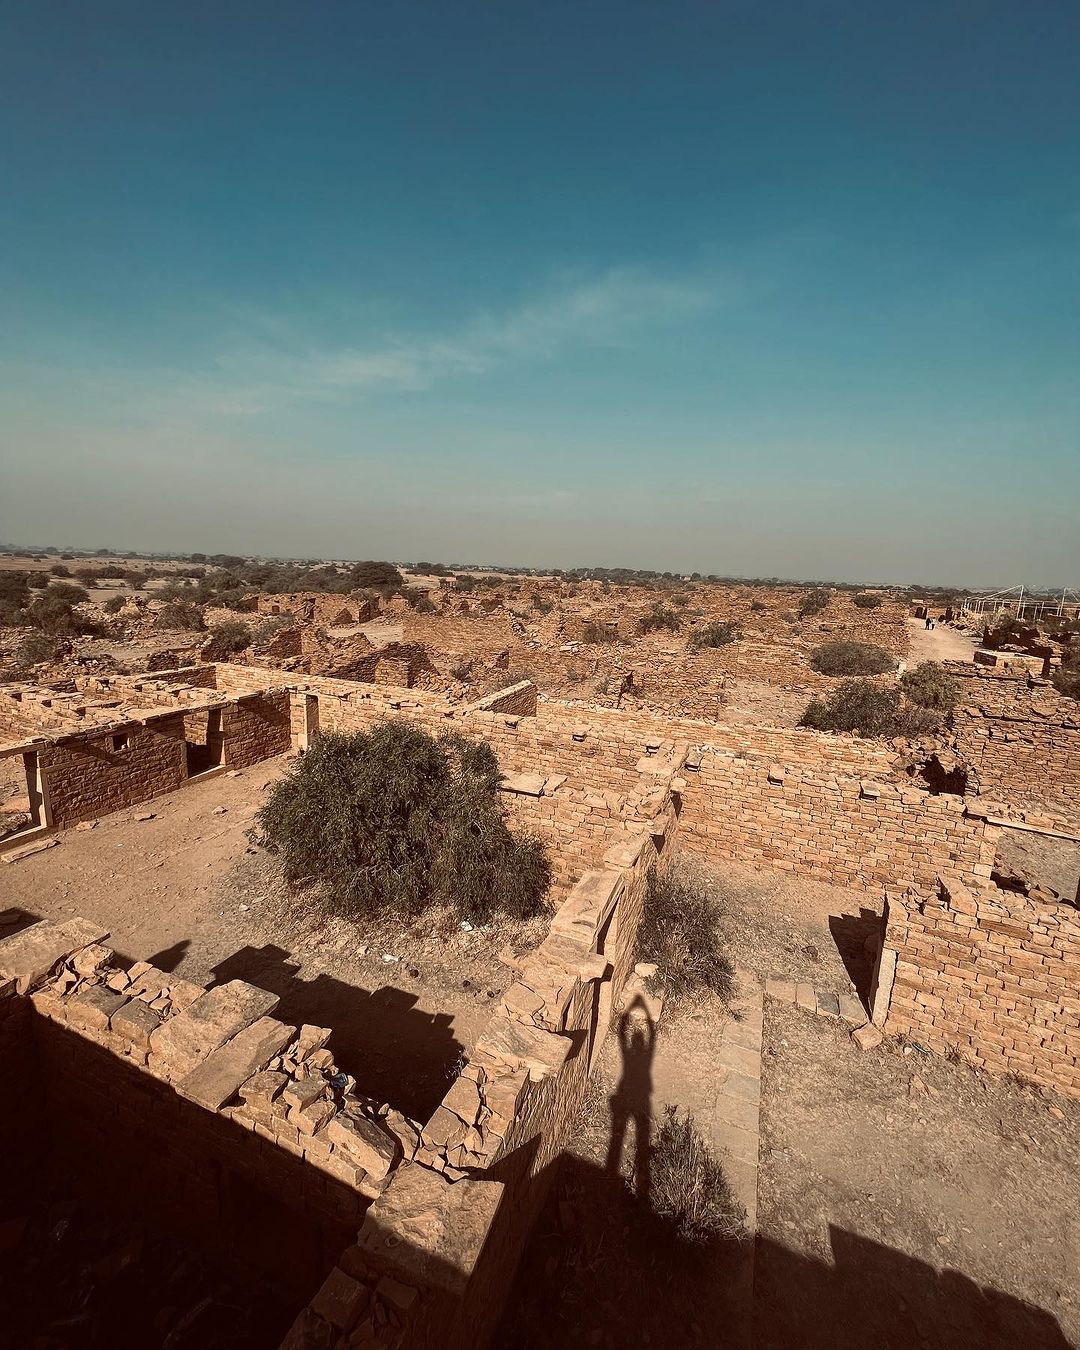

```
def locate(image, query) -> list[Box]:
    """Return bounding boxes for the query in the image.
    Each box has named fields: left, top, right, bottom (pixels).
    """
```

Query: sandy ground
left=756, top=1003, right=1079, bottom=1350
left=694, top=858, right=882, bottom=1001
left=496, top=1011, right=748, bottom=1350
left=904, top=616, right=978, bottom=666
left=0, top=758, right=545, bottom=1120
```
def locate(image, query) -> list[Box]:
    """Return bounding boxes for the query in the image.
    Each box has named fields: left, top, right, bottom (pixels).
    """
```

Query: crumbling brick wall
left=461, top=681, right=538, bottom=718
left=0, top=918, right=426, bottom=1314
left=880, top=875, right=1080, bottom=1097
left=676, top=750, right=996, bottom=894
left=284, top=824, right=670, bottom=1350
left=947, top=666, right=1080, bottom=821
left=39, top=716, right=189, bottom=827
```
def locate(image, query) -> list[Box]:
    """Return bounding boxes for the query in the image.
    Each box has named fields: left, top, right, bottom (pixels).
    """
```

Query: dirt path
left=904, top=617, right=977, bottom=667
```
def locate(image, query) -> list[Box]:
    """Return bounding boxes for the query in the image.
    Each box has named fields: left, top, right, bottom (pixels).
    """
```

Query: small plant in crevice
left=636, top=866, right=734, bottom=1004
left=651, top=1106, right=746, bottom=1246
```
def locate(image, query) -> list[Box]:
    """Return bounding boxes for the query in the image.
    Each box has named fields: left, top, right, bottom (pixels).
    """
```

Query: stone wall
left=220, top=692, right=293, bottom=767
left=0, top=916, right=425, bottom=1309
left=879, top=875, right=1080, bottom=1097
left=283, top=821, right=672, bottom=1350
left=40, top=715, right=189, bottom=827
left=677, top=749, right=996, bottom=895
left=461, top=681, right=538, bottom=718
left=947, top=665, right=1080, bottom=821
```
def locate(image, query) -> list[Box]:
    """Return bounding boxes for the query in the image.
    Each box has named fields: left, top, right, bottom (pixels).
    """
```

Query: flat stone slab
left=149, top=979, right=280, bottom=1080
left=357, top=1165, right=504, bottom=1297
left=764, top=977, right=796, bottom=1003
left=178, top=1016, right=296, bottom=1111
left=477, top=1010, right=571, bottom=1082
left=499, top=773, right=546, bottom=797
left=0, top=836, right=58, bottom=864
left=326, top=1107, right=401, bottom=1181
left=0, top=918, right=109, bottom=994
left=838, top=992, right=867, bottom=1025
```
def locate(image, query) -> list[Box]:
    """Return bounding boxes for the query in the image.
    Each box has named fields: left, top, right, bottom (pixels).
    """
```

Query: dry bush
left=900, top=661, right=960, bottom=712
left=639, top=604, right=681, bottom=635
left=637, top=867, right=733, bottom=1003
left=651, top=1107, right=746, bottom=1246
left=799, top=587, right=831, bottom=617
left=154, top=600, right=206, bottom=632
left=801, top=679, right=942, bottom=738
left=256, top=722, right=550, bottom=925
left=851, top=591, right=883, bottom=608
left=1052, top=651, right=1080, bottom=701
left=688, top=621, right=738, bottom=649
left=810, top=640, right=896, bottom=676
left=203, top=619, right=252, bottom=658
left=581, top=622, right=619, bottom=644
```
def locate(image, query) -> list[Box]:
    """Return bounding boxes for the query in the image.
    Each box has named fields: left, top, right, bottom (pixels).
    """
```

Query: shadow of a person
left=605, top=994, right=657, bottom=1200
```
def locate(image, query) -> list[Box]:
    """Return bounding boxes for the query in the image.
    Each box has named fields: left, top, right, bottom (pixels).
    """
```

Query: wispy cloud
left=136, top=267, right=716, bottom=419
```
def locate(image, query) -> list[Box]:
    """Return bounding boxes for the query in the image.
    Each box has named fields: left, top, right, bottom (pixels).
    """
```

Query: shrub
left=688, top=621, right=739, bottom=650
left=1052, top=652, right=1080, bottom=702
left=750, top=600, right=766, bottom=613
left=581, top=621, right=619, bottom=644
left=204, top=620, right=252, bottom=656
left=13, top=632, right=66, bottom=669
left=43, top=583, right=89, bottom=606
left=801, top=680, right=903, bottom=736
left=103, top=596, right=127, bottom=614
left=651, top=1107, right=745, bottom=1246
left=802, top=680, right=944, bottom=739
left=255, top=723, right=550, bottom=924
left=155, top=600, right=206, bottom=631
left=26, top=591, right=99, bottom=635
left=810, top=641, right=896, bottom=676
left=637, top=867, right=733, bottom=1003
left=350, top=560, right=404, bottom=590
left=900, top=661, right=960, bottom=713
left=48, top=563, right=71, bottom=577
left=799, top=587, right=831, bottom=618
left=852, top=592, right=883, bottom=609
left=640, top=605, right=681, bottom=635
left=0, top=572, right=30, bottom=609
left=251, top=615, right=294, bottom=645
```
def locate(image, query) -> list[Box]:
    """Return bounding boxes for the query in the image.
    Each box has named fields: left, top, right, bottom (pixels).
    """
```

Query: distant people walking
left=925, top=616, right=933, bottom=630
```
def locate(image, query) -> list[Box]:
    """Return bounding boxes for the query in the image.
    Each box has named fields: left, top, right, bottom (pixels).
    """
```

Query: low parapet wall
left=877, top=875, right=1080, bottom=1097
left=283, top=816, right=674, bottom=1350
left=0, top=916, right=427, bottom=1314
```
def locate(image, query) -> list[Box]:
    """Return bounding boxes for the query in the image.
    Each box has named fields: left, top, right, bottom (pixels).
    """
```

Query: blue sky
left=2, top=0, right=1077, bottom=585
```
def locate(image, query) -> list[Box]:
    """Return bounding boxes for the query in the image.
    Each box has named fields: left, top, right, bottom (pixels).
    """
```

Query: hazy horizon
left=2, top=3, right=1077, bottom=589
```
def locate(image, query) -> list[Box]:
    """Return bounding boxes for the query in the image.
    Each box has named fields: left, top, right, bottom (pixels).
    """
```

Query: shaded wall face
left=41, top=717, right=188, bottom=827
left=30, top=1012, right=354, bottom=1302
